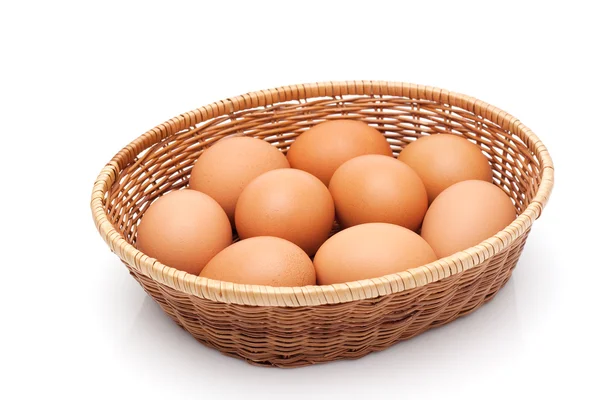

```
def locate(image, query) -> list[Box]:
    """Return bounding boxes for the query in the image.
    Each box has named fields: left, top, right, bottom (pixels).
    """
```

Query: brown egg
left=235, top=169, right=335, bottom=256
left=136, top=190, right=232, bottom=275
left=189, top=136, right=290, bottom=222
left=421, top=180, right=516, bottom=258
left=328, top=155, right=428, bottom=230
left=286, top=120, right=393, bottom=186
left=200, top=236, right=316, bottom=286
left=313, top=223, right=437, bottom=285
left=397, top=134, right=493, bottom=203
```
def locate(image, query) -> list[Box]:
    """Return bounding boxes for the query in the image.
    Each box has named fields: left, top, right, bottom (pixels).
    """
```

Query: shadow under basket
left=91, top=81, right=554, bottom=367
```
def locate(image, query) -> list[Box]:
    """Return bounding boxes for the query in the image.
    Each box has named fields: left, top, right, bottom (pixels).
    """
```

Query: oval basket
left=91, top=81, right=554, bottom=367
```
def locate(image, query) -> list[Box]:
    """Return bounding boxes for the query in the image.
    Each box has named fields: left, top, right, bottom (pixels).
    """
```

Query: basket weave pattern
left=92, top=81, right=553, bottom=367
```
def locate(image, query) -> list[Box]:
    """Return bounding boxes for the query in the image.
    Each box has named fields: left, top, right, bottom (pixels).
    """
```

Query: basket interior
left=104, top=95, right=543, bottom=252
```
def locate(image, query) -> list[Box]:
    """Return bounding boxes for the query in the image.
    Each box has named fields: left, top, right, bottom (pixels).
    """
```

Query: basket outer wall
left=126, top=230, right=528, bottom=367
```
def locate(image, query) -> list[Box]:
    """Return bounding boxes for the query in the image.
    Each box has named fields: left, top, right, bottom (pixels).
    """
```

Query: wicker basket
left=91, top=81, right=554, bottom=367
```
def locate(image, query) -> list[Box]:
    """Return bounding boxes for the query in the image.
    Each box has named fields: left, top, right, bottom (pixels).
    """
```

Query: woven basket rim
left=91, top=80, right=554, bottom=307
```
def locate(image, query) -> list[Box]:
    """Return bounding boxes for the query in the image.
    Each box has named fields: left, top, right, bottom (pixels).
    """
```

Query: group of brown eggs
left=136, top=120, right=515, bottom=287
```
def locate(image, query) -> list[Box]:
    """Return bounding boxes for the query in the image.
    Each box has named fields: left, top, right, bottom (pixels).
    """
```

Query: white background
left=1, top=1, right=598, bottom=399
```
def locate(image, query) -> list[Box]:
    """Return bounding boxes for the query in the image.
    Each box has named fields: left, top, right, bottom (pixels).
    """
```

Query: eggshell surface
left=235, top=169, right=335, bottom=256
left=286, top=120, right=393, bottom=186
left=397, top=134, right=493, bottom=203
left=313, top=223, right=437, bottom=285
left=136, top=190, right=232, bottom=275
left=189, top=136, right=290, bottom=222
left=200, top=236, right=316, bottom=286
left=328, top=155, right=428, bottom=230
left=420, top=180, right=516, bottom=258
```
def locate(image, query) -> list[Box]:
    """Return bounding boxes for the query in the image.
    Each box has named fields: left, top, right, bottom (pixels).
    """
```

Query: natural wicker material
left=91, top=81, right=554, bottom=367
